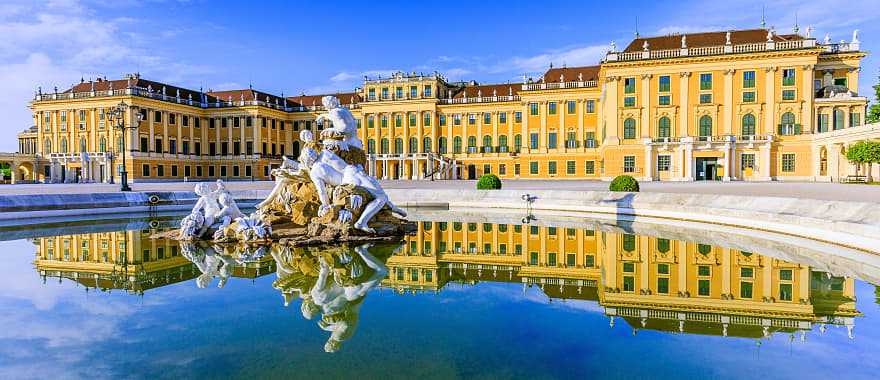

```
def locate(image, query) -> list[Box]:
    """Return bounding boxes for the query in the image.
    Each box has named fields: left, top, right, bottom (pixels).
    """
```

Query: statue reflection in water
left=272, top=243, right=392, bottom=352
left=180, top=242, right=236, bottom=288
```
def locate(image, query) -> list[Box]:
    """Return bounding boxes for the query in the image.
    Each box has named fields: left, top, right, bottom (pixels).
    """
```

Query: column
left=558, top=100, right=565, bottom=151
left=677, top=240, right=688, bottom=294
left=411, top=156, right=418, bottom=180
left=539, top=101, right=547, bottom=152
left=603, top=77, right=620, bottom=144
left=162, top=111, right=168, bottom=154
left=811, top=145, right=822, bottom=181
left=759, top=143, right=772, bottom=180
left=477, top=111, right=484, bottom=154
left=576, top=99, right=585, bottom=152
left=721, top=143, right=731, bottom=181
left=802, top=65, right=815, bottom=133
left=148, top=109, right=155, bottom=152
left=764, top=67, right=777, bottom=137
left=679, top=72, right=691, bottom=138
left=683, top=143, right=694, bottom=181
left=521, top=102, right=529, bottom=150
left=722, top=69, right=734, bottom=135
left=643, top=143, right=653, bottom=181
left=640, top=74, right=652, bottom=138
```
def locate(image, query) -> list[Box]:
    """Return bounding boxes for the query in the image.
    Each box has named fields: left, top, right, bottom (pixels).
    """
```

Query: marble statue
left=315, top=95, right=363, bottom=151
left=179, top=182, right=222, bottom=239
left=180, top=242, right=236, bottom=288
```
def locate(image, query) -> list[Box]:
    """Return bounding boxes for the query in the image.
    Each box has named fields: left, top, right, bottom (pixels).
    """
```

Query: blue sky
left=2, top=0, right=879, bottom=151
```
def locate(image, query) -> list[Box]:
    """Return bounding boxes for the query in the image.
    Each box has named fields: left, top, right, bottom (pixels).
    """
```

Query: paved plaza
left=0, top=180, right=878, bottom=203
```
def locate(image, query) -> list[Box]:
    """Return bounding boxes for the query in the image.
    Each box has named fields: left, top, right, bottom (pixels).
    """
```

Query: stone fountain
left=169, top=95, right=411, bottom=246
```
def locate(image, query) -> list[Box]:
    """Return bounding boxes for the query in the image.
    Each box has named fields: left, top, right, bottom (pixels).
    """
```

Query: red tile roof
left=286, top=92, right=361, bottom=107
left=623, top=28, right=805, bottom=52
left=542, top=65, right=600, bottom=83
left=451, top=83, right=521, bottom=98
left=65, top=77, right=212, bottom=102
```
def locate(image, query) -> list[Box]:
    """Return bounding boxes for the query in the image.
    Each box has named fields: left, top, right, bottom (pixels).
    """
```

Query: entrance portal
left=695, top=158, right=718, bottom=181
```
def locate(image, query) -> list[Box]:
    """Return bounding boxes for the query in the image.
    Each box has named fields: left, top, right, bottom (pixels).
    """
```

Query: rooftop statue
left=171, top=95, right=411, bottom=246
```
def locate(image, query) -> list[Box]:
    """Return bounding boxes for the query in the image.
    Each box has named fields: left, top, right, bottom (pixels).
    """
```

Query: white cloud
left=499, top=44, right=609, bottom=76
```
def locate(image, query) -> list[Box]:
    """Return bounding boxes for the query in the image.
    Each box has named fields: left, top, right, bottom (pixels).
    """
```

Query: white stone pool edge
left=2, top=188, right=878, bottom=255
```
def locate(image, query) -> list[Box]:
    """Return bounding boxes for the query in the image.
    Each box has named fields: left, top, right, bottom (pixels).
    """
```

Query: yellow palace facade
left=16, top=27, right=876, bottom=183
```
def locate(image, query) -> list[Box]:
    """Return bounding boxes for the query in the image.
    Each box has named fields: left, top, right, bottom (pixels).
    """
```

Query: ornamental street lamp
left=108, top=101, right=143, bottom=192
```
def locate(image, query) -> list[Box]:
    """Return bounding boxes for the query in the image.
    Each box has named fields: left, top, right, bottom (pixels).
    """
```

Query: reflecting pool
left=1, top=213, right=879, bottom=379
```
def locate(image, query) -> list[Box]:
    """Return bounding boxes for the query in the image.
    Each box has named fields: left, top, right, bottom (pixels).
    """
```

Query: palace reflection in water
left=29, top=220, right=865, bottom=351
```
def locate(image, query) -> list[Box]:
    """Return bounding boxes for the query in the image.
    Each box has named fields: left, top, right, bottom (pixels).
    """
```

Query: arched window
left=438, top=137, right=447, bottom=154
left=780, top=112, right=798, bottom=135
left=423, top=137, right=431, bottom=153
left=699, top=115, right=712, bottom=137
left=453, top=136, right=462, bottom=153
left=657, top=117, right=671, bottom=138
left=657, top=238, right=670, bottom=253
left=79, top=137, right=87, bottom=152
left=467, top=136, right=477, bottom=148
left=623, top=234, right=636, bottom=252
left=498, top=135, right=508, bottom=151
left=99, top=136, right=106, bottom=152
left=394, top=138, right=403, bottom=154
left=408, top=137, right=417, bottom=153
left=482, top=135, right=492, bottom=151
left=741, top=114, right=756, bottom=136
left=43, top=139, right=52, bottom=154
left=380, top=138, right=389, bottom=154
left=697, top=244, right=712, bottom=255
left=60, top=137, right=68, bottom=153
left=623, top=118, right=636, bottom=139
left=514, top=134, right=522, bottom=150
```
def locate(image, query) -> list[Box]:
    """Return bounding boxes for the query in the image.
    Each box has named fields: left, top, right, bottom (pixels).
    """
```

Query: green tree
left=846, top=141, right=868, bottom=175
left=868, top=74, right=880, bottom=124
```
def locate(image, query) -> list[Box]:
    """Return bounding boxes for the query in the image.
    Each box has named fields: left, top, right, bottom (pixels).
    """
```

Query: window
left=529, top=252, right=539, bottom=265
left=658, top=75, right=671, bottom=92
left=381, top=114, right=388, bottom=128
left=657, top=155, right=671, bottom=171
left=699, top=73, right=712, bottom=90
left=367, top=116, right=375, bottom=128
left=438, top=114, right=446, bottom=126
left=153, top=111, right=162, bottom=123
left=623, top=276, right=635, bottom=292
left=586, top=99, right=595, bottom=113
left=623, top=262, right=635, bottom=273
left=423, top=85, right=432, bottom=97
left=410, top=85, right=417, bottom=98
left=779, top=112, right=799, bottom=135
left=585, top=255, right=595, bottom=267
left=142, top=164, right=150, bottom=176
left=453, top=114, right=461, bottom=125
left=515, top=163, right=521, bottom=175
left=624, top=77, right=636, bottom=93
left=623, top=118, right=636, bottom=139
left=741, top=267, right=754, bottom=278
left=499, top=164, right=506, bottom=175
left=740, top=281, right=753, bottom=298
left=622, top=234, right=636, bottom=252
left=782, top=68, right=796, bottom=86
left=657, top=117, right=671, bottom=137
left=514, top=134, right=522, bottom=150
left=585, top=160, right=595, bottom=174
left=657, top=238, right=670, bottom=253
left=699, top=93, right=712, bottom=104
left=834, top=77, right=848, bottom=87
left=547, top=132, right=557, bottom=149
left=780, top=269, right=793, bottom=281
left=697, top=244, right=712, bottom=255
left=741, top=114, right=756, bottom=136
left=698, top=279, right=711, bottom=296
left=782, top=89, right=796, bottom=101
left=850, top=113, right=861, bottom=127
left=529, top=161, right=538, bottom=175
left=529, top=133, right=539, bottom=149
left=498, top=112, right=507, bottom=123
left=395, top=114, right=402, bottom=128
left=409, top=113, right=417, bottom=126
left=818, top=113, right=830, bottom=132
left=380, top=138, right=389, bottom=154
left=514, top=112, right=522, bottom=123
left=409, top=137, right=418, bottom=153
left=395, top=87, right=403, bottom=99
left=394, top=138, right=403, bottom=154
left=779, top=283, right=793, bottom=301
left=698, top=265, right=711, bottom=276
left=423, top=112, right=431, bottom=126
left=658, top=95, right=671, bottom=105
left=624, top=96, right=636, bottom=107
left=742, top=70, right=756, bottom=88
left=741, top=153, right=755, bottom=170
left=548, top=161, right=557, bottom=175
left=657, top=277, right=669, bottom=294
left=529, top=102, right=539, bottom=115
left=481, top=112, right=491, bottom=124
left=567, top=100, right=576, bottom=114
left=483, top=164, right=491, bottom=174
left=547, top=252, right=557, bottom=266
left=699, top=115, right=712, bottom=137
left=452, top=137, right=462, bottom=153
left=742, top=91, right=755, bottom=103
left=833, top=109, right=845, bottom=130
left=623, top=156, right=635, bottom=173
left=566, top=160, right=576, bottom=175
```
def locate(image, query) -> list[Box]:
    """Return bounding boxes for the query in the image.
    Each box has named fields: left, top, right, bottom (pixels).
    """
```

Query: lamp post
left=108, top=101, right=143, bottom=192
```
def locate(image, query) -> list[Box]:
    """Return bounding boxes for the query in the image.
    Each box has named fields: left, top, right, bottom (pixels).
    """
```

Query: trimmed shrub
left=609, top=175, right=640, bottom=192
left=477, top=174, right=502, bottom=190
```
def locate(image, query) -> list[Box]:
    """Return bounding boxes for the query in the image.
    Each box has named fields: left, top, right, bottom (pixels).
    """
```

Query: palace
left=12, top=27, right=879, bottom=183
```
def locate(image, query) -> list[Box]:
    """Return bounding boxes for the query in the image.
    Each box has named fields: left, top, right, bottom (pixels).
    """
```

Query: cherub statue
left=181, top=182, right=222, bottom=238
left=216, top=192, right=244, bottom=228
left=315, top=96, right=363, bottom=151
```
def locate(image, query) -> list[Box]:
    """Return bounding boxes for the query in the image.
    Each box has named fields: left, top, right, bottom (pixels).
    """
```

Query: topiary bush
left=609, top=175, right=640, bottom=192
left=476, top=174, right=502, bottom=190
